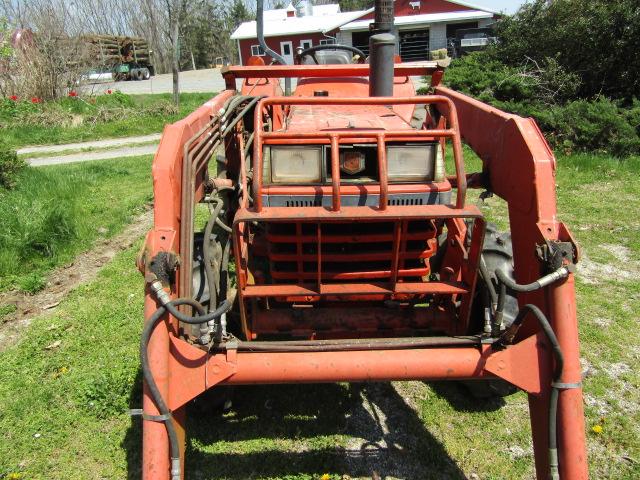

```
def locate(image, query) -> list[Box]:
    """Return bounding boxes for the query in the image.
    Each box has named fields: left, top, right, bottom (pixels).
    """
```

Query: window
left=319, top=38, right=336, bottom=45
left=251, top=44, right=265, bottom=56
left=300, top=39, right=313, bottom=50
left=282, top=43, right=291, bottom=56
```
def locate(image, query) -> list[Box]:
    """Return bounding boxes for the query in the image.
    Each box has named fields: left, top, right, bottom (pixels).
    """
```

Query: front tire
left=465, top=223, right=519, bottom=398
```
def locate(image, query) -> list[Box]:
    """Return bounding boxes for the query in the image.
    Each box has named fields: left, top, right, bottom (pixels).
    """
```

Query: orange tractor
left=137, top=1, right=588, bottom=478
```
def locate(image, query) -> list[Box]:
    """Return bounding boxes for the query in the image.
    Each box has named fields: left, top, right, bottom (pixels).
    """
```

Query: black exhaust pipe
left=369, top=0, right=396, bottom=97
left=256, top=0, right=291, bottom=95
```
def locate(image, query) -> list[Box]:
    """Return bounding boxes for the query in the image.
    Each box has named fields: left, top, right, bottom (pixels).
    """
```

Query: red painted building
left=231, top=1, right=499, bottom=65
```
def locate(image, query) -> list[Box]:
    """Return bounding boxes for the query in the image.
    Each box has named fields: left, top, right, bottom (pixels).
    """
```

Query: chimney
left=286, top=3, right=296, bottom=17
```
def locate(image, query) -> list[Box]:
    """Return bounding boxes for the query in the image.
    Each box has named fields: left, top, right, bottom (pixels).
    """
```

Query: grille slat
left=266, top=220, right=437, bottom=284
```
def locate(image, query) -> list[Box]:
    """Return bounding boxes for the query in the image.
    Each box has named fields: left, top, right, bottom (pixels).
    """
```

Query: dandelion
left=320, top=475, right=331, bottom=480
left=592, top=424, right=603, bottom=434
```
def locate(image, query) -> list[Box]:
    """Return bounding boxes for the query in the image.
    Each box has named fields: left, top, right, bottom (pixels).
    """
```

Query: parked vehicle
left=82, top=34, right=154, bottom=81
left=448, top=27, right=497, bottom=58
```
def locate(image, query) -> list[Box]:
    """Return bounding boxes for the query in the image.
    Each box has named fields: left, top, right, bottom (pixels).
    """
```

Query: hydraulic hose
left=495, top=266, right=570, bottom=293
left=493, top=265, right=570, bottom=334
left=141, top=297, right=231, bottom=480
left=496, top=304, right=564, bottom=480
left=150, top=280, right=233, bottom=324
left=203, top=198, right=224, bottom=311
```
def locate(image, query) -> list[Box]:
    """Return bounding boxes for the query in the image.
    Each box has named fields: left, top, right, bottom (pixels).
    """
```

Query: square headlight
left=387, top=144, right=437, bottom=182
left=269, top=146, right=323, bottom=184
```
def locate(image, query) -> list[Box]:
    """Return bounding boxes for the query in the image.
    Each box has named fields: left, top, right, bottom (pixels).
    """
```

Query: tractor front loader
left=136, top=1, right=588, bottom=478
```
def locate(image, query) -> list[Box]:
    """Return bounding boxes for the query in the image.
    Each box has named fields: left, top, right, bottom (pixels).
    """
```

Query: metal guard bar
left=222, top=62, right=443, bottom=88
left=251, top=96, right=466, bottom=212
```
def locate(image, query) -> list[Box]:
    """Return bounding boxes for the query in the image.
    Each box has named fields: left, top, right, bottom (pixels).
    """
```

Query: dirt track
left=0, top=209, right=153, bottom=351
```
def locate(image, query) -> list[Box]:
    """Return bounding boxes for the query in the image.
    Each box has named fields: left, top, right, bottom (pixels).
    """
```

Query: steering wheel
left=297, top=44, right=367, bottom=65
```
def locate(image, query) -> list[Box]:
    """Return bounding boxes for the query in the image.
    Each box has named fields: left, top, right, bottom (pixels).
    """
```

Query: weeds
left=0, top=92, right=214, bottom=148
left=0, top=145, right=25, bottom=189
left=0, top=155, right=153, bottom=293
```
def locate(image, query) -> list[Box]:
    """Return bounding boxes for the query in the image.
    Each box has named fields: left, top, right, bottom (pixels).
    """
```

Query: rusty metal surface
left=139, top=63, right=587, bottom=479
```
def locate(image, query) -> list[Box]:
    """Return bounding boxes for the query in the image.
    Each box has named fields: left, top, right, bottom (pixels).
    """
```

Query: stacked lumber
left=81, top=34, right=151, bottom=64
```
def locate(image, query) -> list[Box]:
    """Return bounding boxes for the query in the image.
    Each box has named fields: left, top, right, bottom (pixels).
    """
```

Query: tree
left=496, top=0, right=640, bottom=102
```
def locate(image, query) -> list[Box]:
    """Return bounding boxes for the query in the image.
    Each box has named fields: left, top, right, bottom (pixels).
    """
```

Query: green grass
left=0, top=151, right=638, bottom=479
left=0, top=156, right=153, bottom=293
left=0, top=92, right=216, bottom=149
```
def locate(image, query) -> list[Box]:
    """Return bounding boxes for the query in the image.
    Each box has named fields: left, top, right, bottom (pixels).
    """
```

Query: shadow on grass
left=121, top=374, right=507, bottom=478
left=122, top=374, right=478, bottom=479
left=122, top=368, right=143, bottom=480
left=187, top=382, right=466, bottom=479
left=427, top=381, right=507, bottom=413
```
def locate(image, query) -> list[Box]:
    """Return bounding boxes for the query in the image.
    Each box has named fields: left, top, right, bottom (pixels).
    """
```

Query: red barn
left=230, top=1, right=499, bottom=65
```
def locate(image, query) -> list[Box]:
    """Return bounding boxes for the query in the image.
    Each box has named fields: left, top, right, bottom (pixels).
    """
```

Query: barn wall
left=359, top=0, right=475, bottom=20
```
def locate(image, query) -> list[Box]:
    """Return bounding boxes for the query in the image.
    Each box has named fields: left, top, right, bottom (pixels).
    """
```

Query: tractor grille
left=265, top=220, right=438, bottom=284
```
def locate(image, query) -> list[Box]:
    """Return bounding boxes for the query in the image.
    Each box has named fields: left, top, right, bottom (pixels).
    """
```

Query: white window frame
left=300, top=39, right=313, bottom=50
left=319, top=38, right=336, bottom=45
left=250, top=44, right=265, bottom=56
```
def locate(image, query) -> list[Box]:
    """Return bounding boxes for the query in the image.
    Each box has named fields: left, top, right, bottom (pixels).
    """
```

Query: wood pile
left=81, top=34, right=151, bottom=64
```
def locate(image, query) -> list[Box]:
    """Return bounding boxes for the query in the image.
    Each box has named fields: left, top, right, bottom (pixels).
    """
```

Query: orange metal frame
left=139, top=63, right=588, bottom=479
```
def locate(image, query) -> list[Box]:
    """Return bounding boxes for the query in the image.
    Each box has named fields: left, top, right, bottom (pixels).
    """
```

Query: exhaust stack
left=256, top=0, right=291, bottom=95
left=369, top=0, right=396, bottom=97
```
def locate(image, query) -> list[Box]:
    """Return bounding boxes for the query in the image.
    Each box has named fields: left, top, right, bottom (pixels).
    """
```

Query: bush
left=0, top=145, right=26, bottom=189
left=442, top=52, right=640, bottom=157
left=496, top=0, right=640, bottom=102
left=445, top=51, right=580, bottom=105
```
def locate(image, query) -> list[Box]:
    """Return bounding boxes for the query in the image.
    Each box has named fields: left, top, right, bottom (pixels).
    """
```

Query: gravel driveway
left=82, top=68, right=229, bottom=95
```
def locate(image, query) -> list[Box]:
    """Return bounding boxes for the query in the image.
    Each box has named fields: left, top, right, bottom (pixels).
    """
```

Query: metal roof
left=230, top=9, right=371, bottom=40
left=340, top=10, right=493, bottom=32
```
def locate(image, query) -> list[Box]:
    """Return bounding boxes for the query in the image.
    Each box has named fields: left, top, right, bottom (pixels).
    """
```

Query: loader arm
left=436, top=85, right=588, bottom=479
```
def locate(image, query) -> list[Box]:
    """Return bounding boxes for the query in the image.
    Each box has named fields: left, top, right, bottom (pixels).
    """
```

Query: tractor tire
left=142, top=68, right=151, bottom=80
left=464, top=222, right=519, bottom=398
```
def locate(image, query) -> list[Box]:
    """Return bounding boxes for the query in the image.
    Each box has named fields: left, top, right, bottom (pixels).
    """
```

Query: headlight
left=387, top=144, right=439, bottom=182
left=267, top=146, right=323, bottom=184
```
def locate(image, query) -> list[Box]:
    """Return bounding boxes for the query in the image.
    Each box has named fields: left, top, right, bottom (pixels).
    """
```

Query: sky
left=466, top=0, right=530, bottom=15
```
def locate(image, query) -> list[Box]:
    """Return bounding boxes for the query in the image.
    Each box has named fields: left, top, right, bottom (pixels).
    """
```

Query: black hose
left=164, top=297, right=232, bottom=325
left=496, top=304, right=564, bottom=480
left=495, top=267, right=568, bottom=293
left=141, top=298, right=231, bottom=480
left=140, top=298, right=204, bottom=480
left=478, top=255, right=498, bottom=305
left=203, top=199, right=224, bottom=311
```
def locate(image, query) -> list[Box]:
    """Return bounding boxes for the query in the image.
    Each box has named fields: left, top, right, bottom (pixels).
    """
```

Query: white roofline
left=321, top=7, right=374, bottom=34
left=340, top=10, right=493, bottom=32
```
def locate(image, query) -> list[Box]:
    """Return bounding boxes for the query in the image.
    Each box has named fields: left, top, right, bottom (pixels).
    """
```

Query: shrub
left=442, top=52, right=640, bottom=157
left=430, top=49, right=448, bottom=60
left=445, top=51, right=580, bottom=105
left=0, top=145, right=26, bottom=189
left=496, top=0, right=640, bottom=102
